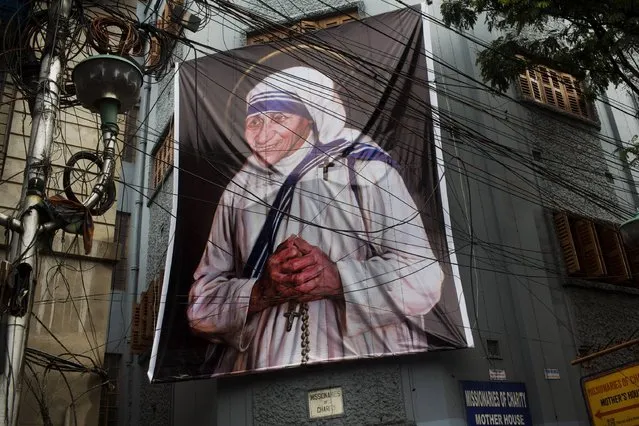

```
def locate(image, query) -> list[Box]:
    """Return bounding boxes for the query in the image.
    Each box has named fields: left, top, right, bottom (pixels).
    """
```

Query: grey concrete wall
left=566, top=282, right=639, bottom=373
left=135, top=160, right=175, bottom=426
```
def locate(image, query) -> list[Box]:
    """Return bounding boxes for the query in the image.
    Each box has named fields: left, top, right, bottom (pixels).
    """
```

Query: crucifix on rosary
left=283, top=300, right=310, bottom=364
left=322, top=161, right=335, bottom=180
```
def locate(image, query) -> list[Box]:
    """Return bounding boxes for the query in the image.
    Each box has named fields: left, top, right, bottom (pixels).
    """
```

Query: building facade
left=114, top=0, right=639, bottom=425
left=0, top=0, right=140, bottom=424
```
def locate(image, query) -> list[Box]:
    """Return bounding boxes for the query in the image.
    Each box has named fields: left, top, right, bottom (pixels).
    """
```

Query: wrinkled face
left=245, top=112, right=312, bottom=166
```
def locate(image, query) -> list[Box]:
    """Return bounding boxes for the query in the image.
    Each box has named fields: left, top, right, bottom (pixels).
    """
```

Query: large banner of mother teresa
left=149, top=6, right=473, bottom=381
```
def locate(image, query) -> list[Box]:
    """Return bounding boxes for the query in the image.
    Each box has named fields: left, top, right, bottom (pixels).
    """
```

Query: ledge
left=563, top=278, right=639, bottom=296
left=0, top=237, right=119, bottom=263
left=520, top=98, right=601, bottom=130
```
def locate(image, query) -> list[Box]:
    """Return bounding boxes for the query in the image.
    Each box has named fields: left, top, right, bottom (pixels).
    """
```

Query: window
left=246, top=9, right=358, bottom=45
left=553, top=211, right=636, bottom=284
left=148, top=0, right=184, bottom=67
left=132, top=272, right=164, bottom=354
left=151, top=120, right=174, bottom=191
left=121, top=104, right=139, bottom=163
left=518, top=64, right=597, bottom=121
left=98, top=353, right=121, bottom=426
left=486, top=339, right=502, bottom=360
left=605, top=172, right=614, bottom=183
left=111, top=212, right=130, bottom=291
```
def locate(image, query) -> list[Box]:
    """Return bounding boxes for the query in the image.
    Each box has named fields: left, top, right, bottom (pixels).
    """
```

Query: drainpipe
left=125, top=74, right=151, bottom=426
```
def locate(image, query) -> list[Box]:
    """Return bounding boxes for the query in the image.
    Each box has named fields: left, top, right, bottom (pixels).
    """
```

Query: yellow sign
left=583, top=363, right=639, bottom=426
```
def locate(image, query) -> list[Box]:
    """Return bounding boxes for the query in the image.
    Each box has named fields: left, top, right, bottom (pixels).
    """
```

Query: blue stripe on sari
left=242, top=139, right=398, bottom=278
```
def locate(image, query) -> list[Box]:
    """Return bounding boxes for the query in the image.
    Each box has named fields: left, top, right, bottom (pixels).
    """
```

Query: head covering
left=246, top=67, right=348, bottom=143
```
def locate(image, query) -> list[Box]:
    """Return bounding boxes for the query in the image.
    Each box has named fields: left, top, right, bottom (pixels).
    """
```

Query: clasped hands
left=249, top=236, right=343, bottom=313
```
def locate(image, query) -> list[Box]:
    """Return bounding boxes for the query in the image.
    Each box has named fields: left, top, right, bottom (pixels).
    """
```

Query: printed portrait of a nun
left=186, top=66, right=444, bottom=374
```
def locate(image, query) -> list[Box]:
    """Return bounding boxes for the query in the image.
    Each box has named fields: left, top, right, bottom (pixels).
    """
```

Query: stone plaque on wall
left=308, top=387, right=344, bottom=419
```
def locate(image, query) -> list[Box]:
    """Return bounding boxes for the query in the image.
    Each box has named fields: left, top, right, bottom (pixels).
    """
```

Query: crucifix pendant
left=283, top=301, right=300, bottom=332
left=322, top=161, right=335, bottom=180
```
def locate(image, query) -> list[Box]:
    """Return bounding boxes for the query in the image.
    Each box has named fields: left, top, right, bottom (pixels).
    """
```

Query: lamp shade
left=73, top=54, right=143, bottom=115
left=620, top=213, right=639, bottom=250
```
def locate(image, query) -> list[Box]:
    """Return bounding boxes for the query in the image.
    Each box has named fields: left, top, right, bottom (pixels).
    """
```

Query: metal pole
left=0, top=0, right=71, bottom=424
left=126, top=76, right=151, bottom=426
left=571, top=338, right=639, bottom=365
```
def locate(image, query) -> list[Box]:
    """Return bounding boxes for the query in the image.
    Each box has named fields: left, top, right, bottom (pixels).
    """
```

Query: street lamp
left=72, top=54, right=143, bottom=211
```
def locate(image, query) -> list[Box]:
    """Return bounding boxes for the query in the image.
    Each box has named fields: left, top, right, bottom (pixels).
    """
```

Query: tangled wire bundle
left=86, top=15, right=143, bottom=56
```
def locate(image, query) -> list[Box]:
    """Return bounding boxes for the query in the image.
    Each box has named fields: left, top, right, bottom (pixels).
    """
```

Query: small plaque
left=544, top=368, right=560, bottom=380
left=489, top=368, right=507, bottom=381
left=308, top=387, right=344, bottom=419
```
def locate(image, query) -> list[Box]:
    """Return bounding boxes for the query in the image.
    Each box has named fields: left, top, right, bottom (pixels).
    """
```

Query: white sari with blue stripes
left=188, top=132, right=444, bottom=374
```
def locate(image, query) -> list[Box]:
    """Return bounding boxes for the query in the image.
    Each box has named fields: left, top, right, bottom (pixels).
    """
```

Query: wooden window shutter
left=522, top=69, right=543, bottom=102
left=152, top=121, right=174, bottom=190
left=148, top=36, right=161, bottom=68
left=562, top=74, right=589, bottom=118
left=548, top=70, right=567, bottom=111
left=131, top=304, right=144, bottom=354
left=294, top=20, right=319, bottom=33
left=167, top=122, right=174, bottom=166
left=319, top=14, right=356, bottom=28
left=553, top=212, right=580, bottom=274
left=574, top=219, right=606, bottom=277
left=138, top=290, right=149, bottom=346
left=246, top=34, right=266, bottom=45
left=145, top=280, right=156, bottom=342
left=596, top=224, right=631, bottom=282
left=538, top=67, right=558, bottom=107
left=518, top=71, right=533, bottom=98
left=162, top=0, right=184, bottom=35
left=339, top=16, right=355, bottom=25
left=160, top=3, right=171, bottom=30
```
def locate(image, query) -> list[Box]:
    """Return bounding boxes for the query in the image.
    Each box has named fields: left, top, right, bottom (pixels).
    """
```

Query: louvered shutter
left=167, top=122, right=174, bottom=166
left=562, top=74, right=589, bottom=118
left=553, top=212, right=581, bottom=274
left=138, top=290, right=149, bottom=347
left=548, top=70, right=567, bottom=111
left=145, top=279, right=157, bottom=343
left=528, top=70, right=543, bottom=102
left=574, top=219, right=606, bottom=277
left=131, top=304, right=143, bottom=354
left=518, top=71, right=533, bottom=98
left=596, top=224, right=631, bottom=282
left=147, top=36, right=161, bottom=68
left=296, top=20, right=319, bottom=33
left=539, top=67, right=558, bottom=107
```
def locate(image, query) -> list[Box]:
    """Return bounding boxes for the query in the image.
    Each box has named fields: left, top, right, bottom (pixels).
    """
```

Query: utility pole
left=0, top=0, right=72, bottom=424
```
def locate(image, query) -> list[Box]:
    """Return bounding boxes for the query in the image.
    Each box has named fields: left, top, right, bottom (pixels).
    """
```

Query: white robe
left=187, top=140, right=444, bottom=374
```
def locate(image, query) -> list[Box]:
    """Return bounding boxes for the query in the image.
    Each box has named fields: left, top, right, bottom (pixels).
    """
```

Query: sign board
left=490, top=369, right=507, bottom=381
left=308, top=387, right=344, bottom=419
left=148, top=6, right=474, bottom=382
left=544, top=368, right=560, bottom=380
left=461, top=381, right=532, bottom=426
left=582, top=363, right=639, bottom=426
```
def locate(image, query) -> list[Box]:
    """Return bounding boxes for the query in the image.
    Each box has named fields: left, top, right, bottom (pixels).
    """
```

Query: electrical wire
left=2, top=0, right=638, bottom=396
